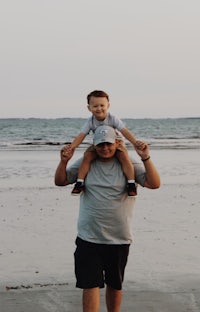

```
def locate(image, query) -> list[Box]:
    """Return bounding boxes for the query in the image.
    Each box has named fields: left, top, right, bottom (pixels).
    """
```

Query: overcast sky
left=1, top=0, right=200, bottom=119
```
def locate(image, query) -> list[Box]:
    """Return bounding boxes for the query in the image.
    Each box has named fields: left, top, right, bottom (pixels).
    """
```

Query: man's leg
left=82, top=287, right=100, bottom=312
left=106, top=285, right=122, bottom=312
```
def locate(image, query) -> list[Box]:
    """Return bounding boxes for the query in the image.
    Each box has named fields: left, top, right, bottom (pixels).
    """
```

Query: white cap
left=93, top=125, right=117, bottom=146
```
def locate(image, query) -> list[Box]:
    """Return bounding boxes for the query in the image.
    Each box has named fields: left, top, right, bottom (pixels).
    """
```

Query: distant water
left=0, top=117, right=200, bottom=151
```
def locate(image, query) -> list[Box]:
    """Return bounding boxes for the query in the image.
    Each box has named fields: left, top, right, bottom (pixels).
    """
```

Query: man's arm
left=134, top=141, right=161, bottom=189
left=54, top=145, right=74, bottom=186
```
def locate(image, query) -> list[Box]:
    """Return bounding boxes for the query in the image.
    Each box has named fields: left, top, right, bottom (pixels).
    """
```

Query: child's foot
left=127, top=182, right=137, bottom=197
left=71, top=182, right=84, bottom=196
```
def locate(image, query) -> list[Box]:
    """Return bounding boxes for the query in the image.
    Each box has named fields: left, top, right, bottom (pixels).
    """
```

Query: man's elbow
left=54, top=178, right=66, bottom=186
left=150, top=179, right=161, bottom=189
left=151, top=183, right=161, bottom=189
left=54, top=180, right=60, bottom=186
left=144, top=179, right=161, bottom=189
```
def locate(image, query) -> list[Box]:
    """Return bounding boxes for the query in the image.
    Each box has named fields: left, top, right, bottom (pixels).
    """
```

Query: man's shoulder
left=68, top=156, right=84, bottom=169
left=129, top=154, right=141, bottom=164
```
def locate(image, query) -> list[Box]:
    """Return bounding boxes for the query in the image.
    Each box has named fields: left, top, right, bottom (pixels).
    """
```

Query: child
left=69, top=90, right=138, bottom=196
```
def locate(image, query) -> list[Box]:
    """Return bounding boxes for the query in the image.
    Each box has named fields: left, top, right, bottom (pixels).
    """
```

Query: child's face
left=87, top=96, right=110, bottom=121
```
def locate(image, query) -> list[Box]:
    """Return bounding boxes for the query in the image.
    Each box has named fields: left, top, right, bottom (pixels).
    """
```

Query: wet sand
left=0, top=149, right=200, bottom=311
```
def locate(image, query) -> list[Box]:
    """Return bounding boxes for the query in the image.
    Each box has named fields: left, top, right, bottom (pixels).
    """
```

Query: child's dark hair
left=87, top=90, right=109, bottom=104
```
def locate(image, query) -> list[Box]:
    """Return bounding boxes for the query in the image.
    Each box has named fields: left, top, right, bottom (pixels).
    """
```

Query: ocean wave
left=0, top=139, right=199, bottom=151
left=1, top=117, right=199, bottom=151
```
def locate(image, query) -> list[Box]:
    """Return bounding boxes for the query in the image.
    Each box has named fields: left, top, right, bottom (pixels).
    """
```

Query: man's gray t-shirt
left=67, top=156, right=146, bottom=245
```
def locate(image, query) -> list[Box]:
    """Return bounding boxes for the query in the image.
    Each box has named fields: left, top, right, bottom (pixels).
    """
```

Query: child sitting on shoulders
left=68, top=90, right=139, bottom=197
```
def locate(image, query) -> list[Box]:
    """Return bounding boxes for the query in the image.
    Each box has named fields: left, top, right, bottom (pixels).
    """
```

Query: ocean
left=0, top=117, right=200, bottom=151
left=1, top=117, right=199, bottom=188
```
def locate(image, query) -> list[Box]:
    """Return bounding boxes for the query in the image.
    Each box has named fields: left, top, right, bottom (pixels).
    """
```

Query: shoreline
left=1, top=277, right=200, bottom=312
left=1, top=183, right=199, bottom=285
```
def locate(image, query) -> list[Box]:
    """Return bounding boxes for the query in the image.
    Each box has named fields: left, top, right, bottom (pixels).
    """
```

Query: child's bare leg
left=116, top=150, right=135, bottom=180
left=77, top=150, right=97, bottom=180
left=71, top=150, right=97, bottom=195
left=116, top=149, right=137, bottom=197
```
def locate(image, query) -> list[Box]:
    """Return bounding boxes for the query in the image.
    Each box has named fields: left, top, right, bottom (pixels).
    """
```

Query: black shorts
left=74, top=237, right=130, bottom=290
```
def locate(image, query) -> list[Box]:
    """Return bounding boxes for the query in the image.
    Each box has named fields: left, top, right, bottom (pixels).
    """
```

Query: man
left=55, top=125, right=160, bottom=312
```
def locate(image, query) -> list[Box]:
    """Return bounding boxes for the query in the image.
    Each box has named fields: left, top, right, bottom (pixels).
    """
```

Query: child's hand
left=135, top=140, right=146, bottom=151
left=68, top=143, right=75, bottom=152
left=61, top=144, right=74, bottom=161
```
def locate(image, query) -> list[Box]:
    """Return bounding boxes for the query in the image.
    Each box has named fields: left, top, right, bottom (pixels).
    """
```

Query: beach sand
left=0, top=149, right=200, bottom=311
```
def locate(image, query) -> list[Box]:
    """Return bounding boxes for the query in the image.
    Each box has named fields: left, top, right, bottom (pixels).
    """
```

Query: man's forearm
left=54, top=161, right=68, bottom=186
left=142, top=157, right=160, bottom=189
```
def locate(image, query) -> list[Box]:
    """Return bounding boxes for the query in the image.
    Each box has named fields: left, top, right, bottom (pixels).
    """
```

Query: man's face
left=95, top=141, right=118, bottom=161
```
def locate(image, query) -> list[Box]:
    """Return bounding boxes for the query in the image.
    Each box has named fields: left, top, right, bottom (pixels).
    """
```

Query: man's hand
left=135, top=140, right=150, bottom=160
left=61, top=144, right=74, bottom=162
left=55, top=144, right=74, bottom=186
